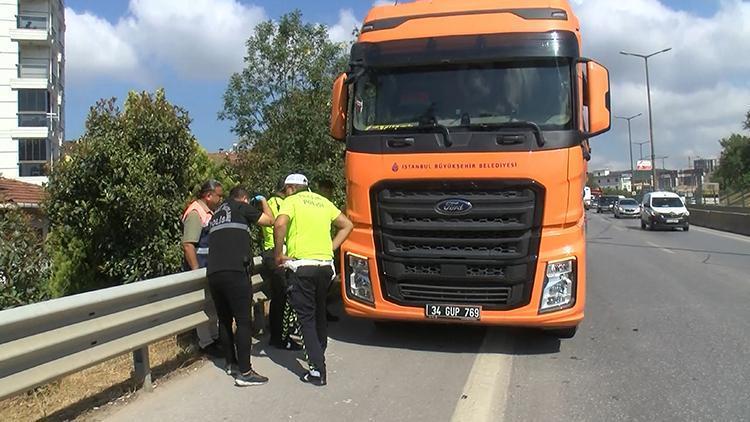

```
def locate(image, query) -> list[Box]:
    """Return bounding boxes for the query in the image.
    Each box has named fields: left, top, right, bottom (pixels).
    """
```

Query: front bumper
left=616, top=209, right=640, bottom=218
left=648, top=215, right=689, bottom=227
left=341, top=221, right=586, bottom=329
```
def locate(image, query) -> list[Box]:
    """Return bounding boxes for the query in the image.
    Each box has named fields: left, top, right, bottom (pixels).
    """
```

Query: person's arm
left=181, top=211, right=201, bottom=270
left=256, top=197, right=275, bottom=227
left=274, top=214, right=290, bottom=267
left=182, top=243, right=199, bottom=270
left=331, top=213, right=354, bottom=251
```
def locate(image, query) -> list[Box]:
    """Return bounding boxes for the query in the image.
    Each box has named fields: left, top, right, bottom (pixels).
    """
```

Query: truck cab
left=329, top=0, right=611, bottom=337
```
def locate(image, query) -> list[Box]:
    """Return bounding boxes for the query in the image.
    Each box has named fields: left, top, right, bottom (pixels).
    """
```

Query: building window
left=17, top=13, right=48, bottom=30
left=18, top=139, right=49, bottom=177
left=18, top=89, right=49, bottom=127
left=19, top=57, right=49, bottom=79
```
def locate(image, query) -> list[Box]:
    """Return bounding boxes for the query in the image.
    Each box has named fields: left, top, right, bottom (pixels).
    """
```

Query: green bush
left=0, top=208, right=49, bottom=309
left=45, top=90, right=218, bottom=295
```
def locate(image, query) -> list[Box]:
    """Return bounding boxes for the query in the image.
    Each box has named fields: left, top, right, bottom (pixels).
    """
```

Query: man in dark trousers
left=274, top=174, right=353, bottom=386
left=207, top=186, right=274, bottom=387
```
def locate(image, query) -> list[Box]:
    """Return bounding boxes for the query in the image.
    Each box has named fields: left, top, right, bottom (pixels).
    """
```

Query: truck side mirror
left=329, top=73, right=348, bottom=141
left=583, top=60, right=611, bottom=138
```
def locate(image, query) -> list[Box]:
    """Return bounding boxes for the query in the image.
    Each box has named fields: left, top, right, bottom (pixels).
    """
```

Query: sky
left=63, top=0, right=750, bottom=171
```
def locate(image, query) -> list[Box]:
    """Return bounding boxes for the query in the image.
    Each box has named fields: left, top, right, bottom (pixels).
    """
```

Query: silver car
left=614, top=198, right=640, bottom=218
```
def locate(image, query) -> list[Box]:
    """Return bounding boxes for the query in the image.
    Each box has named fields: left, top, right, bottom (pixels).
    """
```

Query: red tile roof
left=207, top=151, right=239, bottom=165
left=0, top=178, right=45, bottom=206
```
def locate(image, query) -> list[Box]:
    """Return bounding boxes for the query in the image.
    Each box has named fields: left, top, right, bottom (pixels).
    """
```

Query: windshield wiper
left=415, top=114, right=452, bottom=147
left=460, top=121, right=546, bottom=147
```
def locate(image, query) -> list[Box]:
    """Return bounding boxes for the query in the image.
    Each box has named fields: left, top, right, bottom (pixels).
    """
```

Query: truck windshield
left=353, top=60, right=572, bottom=132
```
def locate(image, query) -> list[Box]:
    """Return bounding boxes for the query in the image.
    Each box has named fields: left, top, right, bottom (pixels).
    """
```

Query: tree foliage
left=44, top=90, right=214, bottom=295
left=220, top=11, right=348, bottom=202
left=0, top=208, right=49, bottom=309
left=714, top=133, right=750, bottom=192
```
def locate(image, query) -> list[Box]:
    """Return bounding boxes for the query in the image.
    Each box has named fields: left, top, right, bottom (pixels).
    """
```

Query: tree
left=0, top=207, right=49, bottom=309
left=713, top=133, right=750, bottom=192
left=219, top=11, right=348, bottom=203
left=744, top=110, right=750, bottom=131
left=45, top=90, right=214, bottom=296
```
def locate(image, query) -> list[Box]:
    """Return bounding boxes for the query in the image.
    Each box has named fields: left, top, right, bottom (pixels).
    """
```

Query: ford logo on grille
left=435, top=199, right=473, bottom=215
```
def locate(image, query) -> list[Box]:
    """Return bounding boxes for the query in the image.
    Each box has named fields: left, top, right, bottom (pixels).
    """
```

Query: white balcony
left=11, top=13, right=51, bottom=43
left=11, top=58, right=51, bottom=89
left=11, top=127, right=49, bottom=139
left=10, top=78, right=49, bottom=90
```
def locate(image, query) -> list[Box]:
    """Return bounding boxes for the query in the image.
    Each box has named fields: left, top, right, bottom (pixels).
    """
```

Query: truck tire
left=545, top=326, right=578, bottom=339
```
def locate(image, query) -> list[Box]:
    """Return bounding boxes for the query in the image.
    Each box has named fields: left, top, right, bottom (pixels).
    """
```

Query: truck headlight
left=539, top=258, right=576, bottom=313
left=346, top=253, right=374, bottom=305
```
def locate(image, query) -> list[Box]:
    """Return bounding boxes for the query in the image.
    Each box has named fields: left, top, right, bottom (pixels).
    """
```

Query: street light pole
left=620, top=47, right=672, bottom=191
left=615, top=113, right=642, bottom=178
left=634, top=141, right=650, bottom=160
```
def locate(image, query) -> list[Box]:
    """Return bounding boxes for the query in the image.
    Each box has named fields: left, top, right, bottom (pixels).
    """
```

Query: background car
left=640, top=191, right=690, bottom=231
left=596, top=195, right=618, bottom=213
left=614, top=198, right=640, bottom=218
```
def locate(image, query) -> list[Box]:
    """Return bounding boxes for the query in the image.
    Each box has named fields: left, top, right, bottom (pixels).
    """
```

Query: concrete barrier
left=687, top=205, right=750, bottom=236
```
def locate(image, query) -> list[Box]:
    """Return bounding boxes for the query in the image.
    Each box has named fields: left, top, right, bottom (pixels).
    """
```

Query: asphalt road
left=101, top=212, right=750, bottom=422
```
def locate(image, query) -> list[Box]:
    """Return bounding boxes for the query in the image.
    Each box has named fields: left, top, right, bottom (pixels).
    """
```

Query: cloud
left=65, top=9, right=140, bottom=83
left=66, top=0, right=266, bottom=83
left=328, top=9, right=360, bottom=43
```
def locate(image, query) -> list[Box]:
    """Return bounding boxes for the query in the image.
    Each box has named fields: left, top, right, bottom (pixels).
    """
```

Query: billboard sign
left=636, top=160, right=653, bottom=171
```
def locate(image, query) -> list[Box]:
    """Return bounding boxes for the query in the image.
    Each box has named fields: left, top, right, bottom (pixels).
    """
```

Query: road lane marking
left=691, top=225, right=750, bottom=244
left=451, top=330, right=513, bottom=422
left=646, top=241, right=675, bottom=254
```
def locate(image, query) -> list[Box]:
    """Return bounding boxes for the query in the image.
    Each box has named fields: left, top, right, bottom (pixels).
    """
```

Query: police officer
left=274, top=174, right=354, bottom=386
left=207, top=186, right=274, bottom=386
left=181, top=180, right=223, bottom=355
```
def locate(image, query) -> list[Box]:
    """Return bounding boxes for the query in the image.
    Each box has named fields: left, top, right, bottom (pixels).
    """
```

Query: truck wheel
left=545, top=326, right=578, bottom=339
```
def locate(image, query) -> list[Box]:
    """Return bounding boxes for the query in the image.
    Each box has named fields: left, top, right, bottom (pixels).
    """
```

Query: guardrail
left=0, top=257, right=266, bottom=401
left=687, top=205, right=750, bottom=236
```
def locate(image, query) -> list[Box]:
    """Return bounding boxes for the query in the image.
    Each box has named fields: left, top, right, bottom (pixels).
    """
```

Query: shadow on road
left=327, top=302, right=560, bottom=356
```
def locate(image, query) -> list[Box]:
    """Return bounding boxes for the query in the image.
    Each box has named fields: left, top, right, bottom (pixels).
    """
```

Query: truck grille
left=372, top=180, right=543, bottom=310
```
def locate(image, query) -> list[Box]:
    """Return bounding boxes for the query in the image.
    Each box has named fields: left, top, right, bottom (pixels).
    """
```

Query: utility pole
left=634, top=141, right=650, bottom=160
left=615, top=113, right=642, bottom=179
left=620, top=47, right=672, bottom=190
left=655, top=155, right=669, bottom=190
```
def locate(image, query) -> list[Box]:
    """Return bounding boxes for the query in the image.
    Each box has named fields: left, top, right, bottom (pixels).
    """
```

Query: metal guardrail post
left=133, top=347, right=152, bottom=393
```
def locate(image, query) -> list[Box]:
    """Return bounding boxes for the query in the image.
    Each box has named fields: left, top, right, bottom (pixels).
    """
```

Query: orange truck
left=329, top=0, right=610, bottom=338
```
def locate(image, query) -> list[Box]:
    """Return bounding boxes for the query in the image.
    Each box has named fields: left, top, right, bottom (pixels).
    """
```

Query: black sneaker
left=235, top=369, right=269, bottom=387
left=300, top=370, right=327, bottom=386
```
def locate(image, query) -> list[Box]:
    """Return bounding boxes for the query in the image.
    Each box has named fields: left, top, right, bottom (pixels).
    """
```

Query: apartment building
left=0, top=0, right=64, bottom=185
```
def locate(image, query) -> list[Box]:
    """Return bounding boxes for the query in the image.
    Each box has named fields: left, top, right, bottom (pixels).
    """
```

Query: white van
left=640, top=191, right=690, bottom=231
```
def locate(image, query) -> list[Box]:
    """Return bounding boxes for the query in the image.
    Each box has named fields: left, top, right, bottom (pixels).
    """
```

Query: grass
left=0, top=336, right=201, bottom=422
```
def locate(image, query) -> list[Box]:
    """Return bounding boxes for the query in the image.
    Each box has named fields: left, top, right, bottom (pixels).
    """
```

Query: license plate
left=425, top=304, right=481, bottom=321
left=666, top=219, right=678, bottom=223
